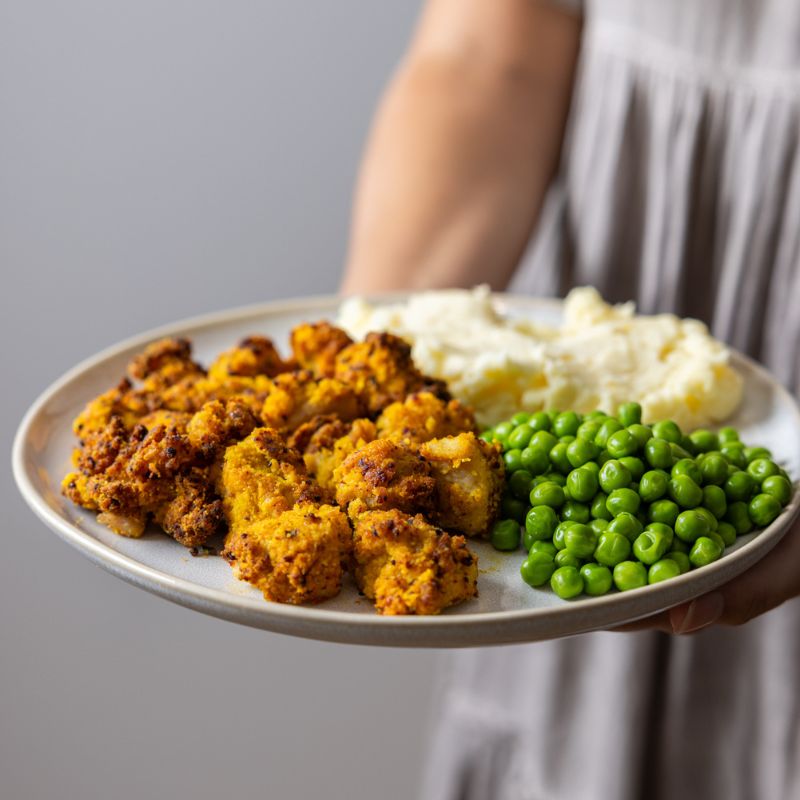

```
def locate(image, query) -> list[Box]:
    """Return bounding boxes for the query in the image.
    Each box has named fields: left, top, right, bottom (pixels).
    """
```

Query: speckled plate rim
left=12, top=293, right=800, bottom=648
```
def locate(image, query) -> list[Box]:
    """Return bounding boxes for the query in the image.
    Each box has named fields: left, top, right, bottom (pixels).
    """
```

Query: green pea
left=582, top=461, right=601, bottom=474
left=748, top=493, right=782, bottom=527
left=669, top=536, right=690, bottom=553
left=606, top=512, right=643, bottom=542
left=645, top=521, right=674, bottom=544
left=585, top=410, right=608, bottom=419
left=619, top=456, right=645, bottom=481
left=633, top=529, right=671, bottom=565
left=724, top=471, right=756, bottom=502
left=627, top=424, right=653, bottom=449
left=597, top=450, right=613, bottom=467
left=580, top=563, right=613, bottom=596
left=589, top=518, right=610, bottom=536
left=671, top=458, right=703, bottom=486
left=648, top=558, right=682, bottom=584
left=549, top=442, right=573, bottom=475
left=493, top=420, right=514, bottom=440
left=554, top=550, right=582, bottom=569
left=528, top=411, right=552, bottom=433
left=520, top=445, right=550, bottom=475
left=670, top=442, right=693, bottom=462
left=606, top=430, right=639, bottom=459
left=510, top=412, right=530, bottom=426
left=700, top=453, right=729, bottom=486
left=529, top=481, right=565, bottom=509
left=689, top=429, right=719, bottom=453
left=639, top=470, right=668, bottom=502
left=594, top=531, right=632, bottom=566
left=613, top=561, right=648, bottom=592
left=724, top=501, right=753, bottom=535
left=702, top=485, right=728, bottom=519
left=595, top=418, right=624, bottom=448
left=503, top=449, right=524, bottom=473
left=706, top=530, right=726, bottom=550
left=745, top=446, right=773, bottom=464
left=606, top=488, right=641, bottom=517
left=674, top=509, right=711, bottom=543
left=529, top=540, right=558, bottom=558
left=652, top=419, right=682, bottom=444
left=520, top=551, right=556, bottom=587
left=545, top=409, right=560, bottom=424
left=500, top=496, right=527, bottom=523
left=717, top=426, right=740, bottom=444
left=599, top=459, right=633, bottom=493
left=762, top=475, right=792, bottom=506
left=524, top=506, right=559, bottom=548
left=544, top=471, right=567, bottom=487
left=721, top=442, right=747, bottom=469
left=747, top=458, right=781, bottom=486
left=644, top=438, right=674, bottom=470
left=566, top=467, right=599, bottom=503
left=508, top=469, right=534, bottom=500
left=689, top=536, right=723, bottom=567
left=562, top=500, right=591, bottom=524
left=649, top=499, right=680, bottom=527
left=553, top=411, right=581, bottom=438
left=491, top=519, right=520, bottom=550
left=566, top=438, right=600, bottom=469
left=716, top=521, right=737, bottom=547
left=530, top=430, right=558, bottom=454
left=576, top=419, right=604, bottom=441
left=617, top=402, right=642, bottom=427
left=560, top=435, right=576, bottom=445
left=552, top=522, right=575, bottom=551
left=507, top=424, right=533, bottom=450
left=590, top=491, right=613, bottom=521
left=664, top=550, right=691, bottom=574
left=563, top=523, right=598, bottom=559
left=668, top=475, right=703, bottom=509
left=550, top=566, right=584, bottom=599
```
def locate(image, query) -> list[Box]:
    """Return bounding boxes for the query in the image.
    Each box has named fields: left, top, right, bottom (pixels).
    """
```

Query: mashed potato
left=338, top=286, right=743, bottom=430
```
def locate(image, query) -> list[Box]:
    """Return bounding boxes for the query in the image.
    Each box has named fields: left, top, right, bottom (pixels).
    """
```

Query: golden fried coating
left=351, top=506, right=477, bottom=615
left=72, top=378, right=153, bottom=439
left=153, top=472, right=224, bottom=548
left=260, top=371, right=363, bottom=432
left=376, top=392, right=478, bottom=445
left=186, top=398, right=259, bottom=462
left=128, top=337, right=205, bottom=393
left=222, top=502, right=352, bottom=605
left=291, top=416, right=377, bottom=491
left=290, top=321, right=353, bottom=378
left=334, top=332, right=449, bottom=416
left=419, top=432, right=504, bottom=538
left=333, top=439, right=436, bottom=516
left=219, top=427, right=326, bottom=534
left=207, top=335, right=291, bottom=382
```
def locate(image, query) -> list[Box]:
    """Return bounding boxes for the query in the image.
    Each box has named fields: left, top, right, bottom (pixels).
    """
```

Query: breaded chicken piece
left=334, top=332, right=449, bottom=415
left=207, top=335, right=291, bottom=382
left=128, top=337, right=205, bottom=393
left=289, top=416, right=377, bottom=491
left=219, top=427, right=326, bottom=535
left=222, top=502, right=352, bottom=605
left=351, top=505, right=478, bottom=615
left=333, top=439, right=436, bottom=517
left=419, top=432, right=504, bottom=538
left=376, top=392, right=478, bottom=445
left=186, top=398, right=259, bottom=462
left=153, top=472, right=224, bottom=548
left=72, top=378, right=154, bottom=440
left=290, top=321, right=353, bottom=378
left=260, top=370, right=363, bottom=433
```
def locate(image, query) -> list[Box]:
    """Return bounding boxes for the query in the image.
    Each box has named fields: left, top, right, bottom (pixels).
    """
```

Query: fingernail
left=672, top=592, right=724, bottom=634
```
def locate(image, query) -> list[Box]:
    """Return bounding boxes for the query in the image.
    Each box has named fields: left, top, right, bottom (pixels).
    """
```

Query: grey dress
left=421, top=2, right=800, bottom=799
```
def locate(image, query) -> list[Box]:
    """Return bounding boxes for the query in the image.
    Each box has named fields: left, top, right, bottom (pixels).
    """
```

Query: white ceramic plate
left=13, top=295, right=800, bottom=647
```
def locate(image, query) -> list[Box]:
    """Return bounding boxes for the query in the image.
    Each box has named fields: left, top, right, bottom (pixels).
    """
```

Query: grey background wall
left=0, top=3, right=448, bottom=799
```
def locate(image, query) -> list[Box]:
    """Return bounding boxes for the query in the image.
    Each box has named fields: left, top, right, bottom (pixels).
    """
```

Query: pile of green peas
left=483, top=403, right=794, bottom=600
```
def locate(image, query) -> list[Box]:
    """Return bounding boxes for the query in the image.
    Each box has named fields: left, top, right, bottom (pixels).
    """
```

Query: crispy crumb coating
left=376, top=392, right=478, bottom=445
left=186, top=398, right=259, bottom=462
left=334, top=332, right=450, bottom=415
left=419, top=433, right=504, bottom=538
left=260, top=371, right=363, bottom=432
left=290, top=322, right=353, bottom=378
left=72, top=378, right=154, bottom=439
left=128, top=337, right=205, bottom=393
left=207, top=335, right=292, bottom=382
left=351, top=506, right=478, bottom=615
left=222, top=502, right=352, bottom=604
left=333, top=439, right=436, bottom=516
left=219, top=427, right=326, bottom=534
left=289, top=416, right=377, bottom=491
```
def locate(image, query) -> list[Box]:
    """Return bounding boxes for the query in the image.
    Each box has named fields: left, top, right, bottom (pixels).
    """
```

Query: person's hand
left=616, top=518, right=800, bottom=634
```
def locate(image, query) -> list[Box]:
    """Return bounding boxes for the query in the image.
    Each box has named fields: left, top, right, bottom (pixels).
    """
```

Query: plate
left=13, top=294, right=800, bottom=647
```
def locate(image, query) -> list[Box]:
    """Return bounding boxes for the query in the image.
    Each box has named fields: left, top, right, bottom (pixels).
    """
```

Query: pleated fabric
left=422, top=5, right=800, bottom=799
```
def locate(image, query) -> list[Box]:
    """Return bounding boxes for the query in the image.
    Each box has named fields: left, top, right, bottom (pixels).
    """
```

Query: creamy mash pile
left=337, top=286, right=743, bottom=430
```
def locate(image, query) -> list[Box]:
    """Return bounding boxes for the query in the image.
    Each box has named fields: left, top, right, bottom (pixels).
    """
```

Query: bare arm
left=341, top=0, right=582, bottom=294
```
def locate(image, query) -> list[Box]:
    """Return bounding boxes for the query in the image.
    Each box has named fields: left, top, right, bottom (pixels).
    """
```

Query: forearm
left=341, top=1, right=581, bottom=294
